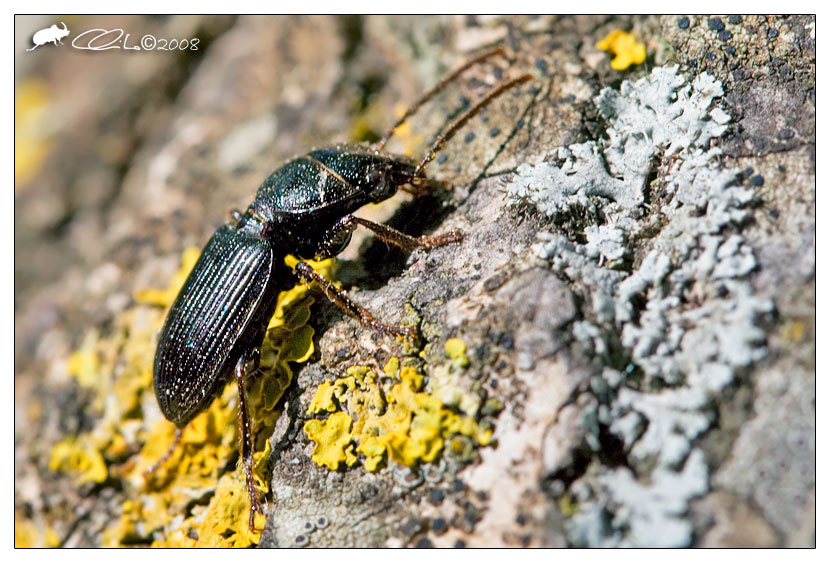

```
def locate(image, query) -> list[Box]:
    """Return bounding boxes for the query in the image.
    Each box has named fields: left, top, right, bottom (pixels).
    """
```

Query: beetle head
left=361, top=154, right=418, bottom=203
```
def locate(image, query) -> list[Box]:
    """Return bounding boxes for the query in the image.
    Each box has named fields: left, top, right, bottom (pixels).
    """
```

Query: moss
left=50, top=249, right=333, bottom=547
left=596, top=29, right=647, bottom=71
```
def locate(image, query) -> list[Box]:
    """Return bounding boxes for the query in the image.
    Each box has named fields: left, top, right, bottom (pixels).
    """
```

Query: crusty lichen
left=49, top=248, right=333, bottom=547
left=303, top=340, right=492, bottom=473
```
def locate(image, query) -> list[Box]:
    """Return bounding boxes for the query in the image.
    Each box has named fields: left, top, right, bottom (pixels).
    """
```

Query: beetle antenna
left=413, top=73, right=532, bottom=179
left=376, top=46, right=505, bottom=151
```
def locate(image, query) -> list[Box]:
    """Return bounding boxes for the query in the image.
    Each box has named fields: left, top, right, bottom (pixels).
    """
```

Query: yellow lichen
left=14, top=514, right=61, bottom=548
left=15, top=80, right=52, bottom=188
left=307, top=380, right=338, bottom=414
left=304, top=411, right=358, bottom=470
left=428, top=337, right=481, bottom=417
left=132, top=247, right=201, bottom=306
left=66, top=329, right=102, bottom=389
left=48, top=436, right=108, bottom=485
left=150, top=471, right=266, bottom=548
left=444, top=338, right=468, bottom=367
left=49, top=249, right=333, bottom=547
left=596, top=29, right=647, bottom=70
left=304, top=356, right=492, bottom=472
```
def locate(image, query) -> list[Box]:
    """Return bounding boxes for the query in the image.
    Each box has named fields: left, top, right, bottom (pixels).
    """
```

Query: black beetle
left=149, top=46, right=531, bottom=531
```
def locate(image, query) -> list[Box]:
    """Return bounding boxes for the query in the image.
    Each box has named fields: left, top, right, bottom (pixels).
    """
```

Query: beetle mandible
left=149, top=46, right=531, bottom=531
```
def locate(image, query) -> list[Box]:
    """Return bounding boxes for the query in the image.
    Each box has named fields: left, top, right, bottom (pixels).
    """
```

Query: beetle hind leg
left=143, top=427, right=184, bottom=481
left=235, top=352, right=266, bottom=533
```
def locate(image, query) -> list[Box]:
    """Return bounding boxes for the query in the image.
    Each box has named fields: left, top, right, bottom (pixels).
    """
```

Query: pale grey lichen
left=506, top=66, right=773, bottom=547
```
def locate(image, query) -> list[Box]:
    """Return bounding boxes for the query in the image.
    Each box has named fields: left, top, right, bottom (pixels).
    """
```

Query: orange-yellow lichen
left=304, top=411, right=358, bottom=470
left=307, top=380, right=338, bottom=414
left=304, top=351, right=492, bottom=473
left=50, top=249, right=333, bottom=547
left=133, top=247, right=201, bottom=307
left=444, top=337, right=469, bottom=368
left=596, top=29, right=647, bottom=70
left=14, top=514, right=61, bottom=548
left=15, top=80, right=52, bottom=188
left=48, top=436, right=108, bottom=485
left=427, top=337, right=482, bottom=417
left=66, top=329, right=102, bottom=389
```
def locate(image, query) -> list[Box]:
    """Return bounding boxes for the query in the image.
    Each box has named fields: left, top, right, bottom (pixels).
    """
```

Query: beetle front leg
left=235, top=351, right=265, bottom=533
left=315, top=214, right=462, bottom=260
left=294, top=260, right=416, bottom=338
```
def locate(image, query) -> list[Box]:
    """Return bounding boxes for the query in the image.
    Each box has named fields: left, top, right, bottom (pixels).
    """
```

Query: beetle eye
left=365, top=170, right=383, bottom=185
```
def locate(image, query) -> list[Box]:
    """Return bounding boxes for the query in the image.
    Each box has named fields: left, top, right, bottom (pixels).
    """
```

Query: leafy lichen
left=596, top=29, right=647, bottom=71
left=49, top=248, right=333, bottom=547
left=303, top=343, right=492, bottom=473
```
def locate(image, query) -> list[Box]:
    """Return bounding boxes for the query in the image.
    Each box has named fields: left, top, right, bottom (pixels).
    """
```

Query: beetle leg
left=235, top=352, right=265, bottom=533
left=316, top=215, right=461, bottom=260
left=143, top=427, right=183, bottom=480
left=356, top=215, right=462, bottom=251
left=294, top=260, right=416, bottom=338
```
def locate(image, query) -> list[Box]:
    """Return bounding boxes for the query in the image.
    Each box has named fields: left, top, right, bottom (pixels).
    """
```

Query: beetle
left=149, top=46, right=531, bottom=532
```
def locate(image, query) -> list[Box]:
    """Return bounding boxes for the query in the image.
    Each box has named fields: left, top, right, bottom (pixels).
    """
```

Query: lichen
left=48, top=436, right=108, bottom=485
left=304, top=350, right=492, bottom=473
left=14, top=79, right=53, bottom=187
left=305, top=412, right=358, bottom=470
left=507, top=66, right=772, bottom=547
left=595, top=29, right=647, bottom=70
left=426, top=338, right=481, bottom=418
left=49, top=248, right=333, bottom=547
left=14, top=514, right=60, bottom=548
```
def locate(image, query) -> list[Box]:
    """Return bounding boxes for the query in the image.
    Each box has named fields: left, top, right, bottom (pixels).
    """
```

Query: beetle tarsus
left=404, top=177, right=453, bottom=197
